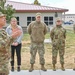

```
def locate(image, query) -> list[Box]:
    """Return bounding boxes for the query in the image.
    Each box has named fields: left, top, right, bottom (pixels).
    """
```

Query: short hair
left=11, top=17, right=17, bottom=21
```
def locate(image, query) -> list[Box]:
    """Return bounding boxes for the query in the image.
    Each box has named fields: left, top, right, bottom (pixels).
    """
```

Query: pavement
left=9, top=69, right=75, bottom=75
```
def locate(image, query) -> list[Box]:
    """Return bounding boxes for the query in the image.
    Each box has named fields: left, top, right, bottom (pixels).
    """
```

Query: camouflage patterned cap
left=0, top=12, right=5, bottom=17
left=36, top=12, right=41, bottom=17
left=56, top=17, right=62, bottom=21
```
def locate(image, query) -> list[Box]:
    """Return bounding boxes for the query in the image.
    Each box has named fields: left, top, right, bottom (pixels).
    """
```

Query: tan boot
left=0, top=73, right=6, bottom=75
left=61, top=64, right=65, bottom=71
left=41, top=64, right=47, bottom=71
left=53, top=64, right=56, bottom=71
left=29, top=64, right=34, bottom=72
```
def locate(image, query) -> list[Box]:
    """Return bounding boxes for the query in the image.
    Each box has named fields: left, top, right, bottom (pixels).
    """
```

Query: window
left=27, top=17, right=35, bottom=25
left=27, top=17, right=31, bottom=21
left=16, top=17, right=19, bottom=25
left=44, top=16, right=53, bottom=26
left=32, top=17, right=35, bottom=21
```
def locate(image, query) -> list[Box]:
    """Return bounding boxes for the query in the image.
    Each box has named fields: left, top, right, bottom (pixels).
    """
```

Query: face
left=11, top=19, right=17, bottom=26
left=56, top=20, right=62, bottom=25
left=0, top=16, right=6, bottom=26
left=36, top=16, right=41, bottom=22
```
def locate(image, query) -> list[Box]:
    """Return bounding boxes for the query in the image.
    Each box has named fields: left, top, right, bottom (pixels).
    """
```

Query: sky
left=8, top=0, right=75, bottom=14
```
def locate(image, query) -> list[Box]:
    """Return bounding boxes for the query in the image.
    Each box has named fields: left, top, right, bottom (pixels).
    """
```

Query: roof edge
left=7, top=1, right=69, bottom=11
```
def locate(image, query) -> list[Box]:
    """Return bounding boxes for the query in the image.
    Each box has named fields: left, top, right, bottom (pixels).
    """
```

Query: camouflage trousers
left=0, top=73, right=8, bottom=75
left=73, top=27, right=75, bottom=33
left=0, top=61, right=9, bottom=75
left=30, top=42, right=45, bottom=65
left=52, top=45, right=65, bottom=64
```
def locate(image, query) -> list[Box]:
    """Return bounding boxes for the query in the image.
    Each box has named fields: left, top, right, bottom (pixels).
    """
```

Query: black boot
left=17, top=66, right=20, bottom=72
left=11, top=66, right=14, bottom=72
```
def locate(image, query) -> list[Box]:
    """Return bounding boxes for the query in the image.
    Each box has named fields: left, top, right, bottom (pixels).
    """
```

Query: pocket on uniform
left=52, top=41, right=57, bottom=47
left=61, top=40, right=65, bottom=47
left=30, top=44, right=36, bottom=54
left=30, top=45, right=32, bottom=54
left=55, top=35, right=58, bottom=39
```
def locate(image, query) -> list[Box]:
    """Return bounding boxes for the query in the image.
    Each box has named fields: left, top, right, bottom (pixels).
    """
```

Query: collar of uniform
left=56, top=25, right=62, bottom=28
left=35, top=20, right=41, bottom=24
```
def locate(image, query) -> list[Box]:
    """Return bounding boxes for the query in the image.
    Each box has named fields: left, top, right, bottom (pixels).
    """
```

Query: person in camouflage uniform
left=50, top=17, right=66, bottom=71
left=28, top=13, right=47, bottom=72
left=0, top=12, right=22, bottom=75
left=73, top=24, right=75, bottom=33
left=73, top=24, right=75, bottom=70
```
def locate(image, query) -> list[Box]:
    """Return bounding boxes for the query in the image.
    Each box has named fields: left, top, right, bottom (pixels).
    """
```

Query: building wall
left=62, top=14, right=75, bottom=24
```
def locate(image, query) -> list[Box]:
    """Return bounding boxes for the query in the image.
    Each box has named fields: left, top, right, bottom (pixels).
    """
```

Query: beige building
left=6, top=1, right=68, bottom=32
left=62, top=14, right=75, bottom=25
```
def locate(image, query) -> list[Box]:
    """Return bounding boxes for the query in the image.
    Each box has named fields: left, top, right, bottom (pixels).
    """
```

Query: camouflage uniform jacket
left=73, top=24, right=75, bottom=33
left=0, top=29, right=14, bottom=65
left=28, top=21, right=47, bottom=43
left=50, top=25, right=66, bottom=46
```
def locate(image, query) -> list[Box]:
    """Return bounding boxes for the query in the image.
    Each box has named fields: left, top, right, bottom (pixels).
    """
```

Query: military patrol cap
left=0, top=12, right=5, bottom=18
left=56, top=17, right=62, bottom=22
left=36, top=12, right=41, bottom=17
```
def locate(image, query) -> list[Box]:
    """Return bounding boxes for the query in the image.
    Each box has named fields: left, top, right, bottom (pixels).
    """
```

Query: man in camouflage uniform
left=73, top=24, right=75, bottom=33
left=0, top=12, right=21, bottom=75
left=73, top=24, right=75, bottom=70
left=28, top=13, right=47, bottom=72
left=50, top=17, right=66, bottom=71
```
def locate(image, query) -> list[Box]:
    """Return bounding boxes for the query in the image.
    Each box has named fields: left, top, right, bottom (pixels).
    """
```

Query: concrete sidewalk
left=9, top=69, right=75, bottom=75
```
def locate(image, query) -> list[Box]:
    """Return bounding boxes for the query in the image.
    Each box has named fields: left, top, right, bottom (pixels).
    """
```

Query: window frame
left=44, top=16, right=53, bottom=26
left=16, top=17, right=19, bottom=25
left=27, top=16, right=35, bottom=26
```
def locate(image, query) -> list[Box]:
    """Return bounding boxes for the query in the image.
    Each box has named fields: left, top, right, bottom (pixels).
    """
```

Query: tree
left=0, top=0, right=6, bottom=8
left=34, top=0, right=41, bottom=5
left=5, top=4, right=15, bottom=23
left=0, top=0, right=15, bottom=23
left=0, top=0, right=6, bottom=14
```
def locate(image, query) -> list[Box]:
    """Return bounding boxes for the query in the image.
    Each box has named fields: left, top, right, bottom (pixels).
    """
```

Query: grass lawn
left=12, top=30, right=75, bottom=70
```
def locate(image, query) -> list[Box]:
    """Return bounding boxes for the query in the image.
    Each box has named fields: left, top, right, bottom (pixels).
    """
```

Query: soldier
left=50, top=17, right=66, bottom=71
left=73, top=24, right=75, bottom=33
left=28, top=13, right=47, bottom=72
left=0, top=12, right=21, bottom=75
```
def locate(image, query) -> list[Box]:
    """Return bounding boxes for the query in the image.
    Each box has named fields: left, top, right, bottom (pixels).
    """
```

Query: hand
left=11, top=28, right=22, bottom=38
left=14, top=42, right=18, bottom=46
left=12, top=42, right=18, bottom=46
left=12, top=42, right=15, bottom=45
